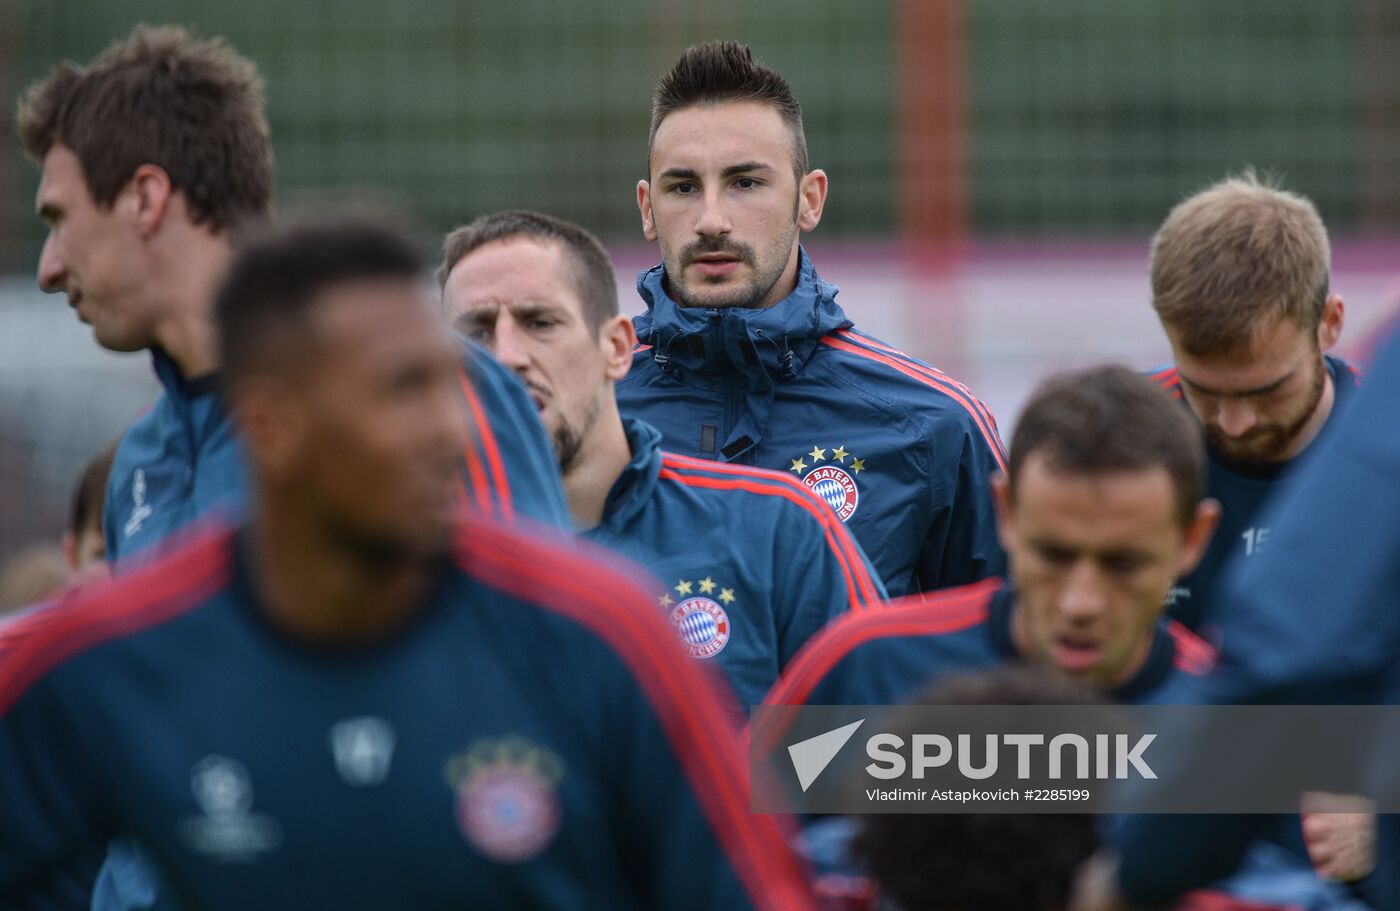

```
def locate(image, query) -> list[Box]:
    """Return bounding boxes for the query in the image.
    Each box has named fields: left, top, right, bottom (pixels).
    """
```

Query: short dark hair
left=217, top=218, right=424, bottom=388
left=1008, top=365, right=1205, bottom=527
left=649, top=41, right=808, bottom=179
left=851, top=668, right=1104, bottom=911
left=69, top=441, right=117, bottom=538
left=438, top=210, right=618, bottom=332
left=17, top=24, right=273, bottom=232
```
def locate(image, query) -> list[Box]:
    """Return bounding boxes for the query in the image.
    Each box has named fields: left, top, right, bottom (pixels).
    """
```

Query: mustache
left=681, top=237, right=756, bottom=267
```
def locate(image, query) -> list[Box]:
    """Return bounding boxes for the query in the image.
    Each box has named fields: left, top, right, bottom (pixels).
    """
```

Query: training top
left=616, top=248, right=1006, bottom=597
left=1149, top=355, right=1359, bottom=633
left=763, top=578, right=1214, bottom=711
left=583, top=417, right=886, bottom=710
left=104, top=337, right=569, bottom=566
left=1118, top=332, right=1400, bottom=911
left=0, top=517, right=817, bottom=911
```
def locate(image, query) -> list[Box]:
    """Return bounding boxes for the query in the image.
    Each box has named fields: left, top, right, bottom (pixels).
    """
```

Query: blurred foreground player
left=620, top=41, right=1005, bottom=596
left=1146, top=173, right=1357, bottom=633
left=441, top=210, right=885, bottom=709
left=1109, top=328, right=1400, bottom=911
left=0, top=220, right=817, bottom=911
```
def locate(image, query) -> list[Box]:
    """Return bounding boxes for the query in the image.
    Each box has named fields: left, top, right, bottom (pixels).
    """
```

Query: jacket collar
left=597, top=417, right=665, bottom=532
left=151, top=347, right=220, bottom=402
left=150, top=346, right=224, bottom=437
left=631, top=248, right=852, bottom=459
left=633, top=247, right=851, bottom=379
left=990, top=587, right=1178, bottom=703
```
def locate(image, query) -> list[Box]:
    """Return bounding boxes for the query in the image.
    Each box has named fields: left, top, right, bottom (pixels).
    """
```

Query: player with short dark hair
left=19, top=24, right=272, bottom=564
left=620, top=41, right=1006, bottom=598
left=442, top=209, right=885, bottom=710
left=1146, top=172, right=1359, bottom=633
left=0, top=219, right=818, bottom=911
left=764, top=365, right=1220, bottom=713
left=18, top=25, right=567, bottom=570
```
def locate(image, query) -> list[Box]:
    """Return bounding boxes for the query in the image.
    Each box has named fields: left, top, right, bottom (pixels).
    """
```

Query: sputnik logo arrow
left=788, top=719, right=866, bottom=792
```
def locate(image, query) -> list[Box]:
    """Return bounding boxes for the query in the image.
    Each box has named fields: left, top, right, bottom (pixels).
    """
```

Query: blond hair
left=1150, top=171, right=1330, bottom=356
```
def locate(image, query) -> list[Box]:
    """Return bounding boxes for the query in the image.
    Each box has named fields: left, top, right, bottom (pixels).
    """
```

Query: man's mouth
left=522, top=384, right=548, bottom=413
left=1051, top=637, right=1102, bottom=671
left=690, top=254, right=741, bottom=277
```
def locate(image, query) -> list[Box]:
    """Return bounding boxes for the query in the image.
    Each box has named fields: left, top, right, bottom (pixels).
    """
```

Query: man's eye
left=1103, top=556, right=1146, bottom=575
left=672, top=183, right=696, bottom=194
left=528, top=319, right=555, bottom=331
left=734, top=177, right=759, bottom=189
left=1036, top=547, right=1075, bottom=566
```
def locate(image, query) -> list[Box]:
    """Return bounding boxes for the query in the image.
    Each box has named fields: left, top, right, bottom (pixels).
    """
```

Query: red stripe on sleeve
left=835, top=329, right=1007, bottom=465
left=821, top=335, right=1008, bottom=475
left=659, top=455, right=883, bottom=610
left=457, top=524, right=818, bottom=911
left=0, top=529, right=234, bottom=716
left=458, top=372, right=514, bottom=522
left=1166, top=620, right=1218, bottom=676
left=761, top=579, right=1001, bottom=710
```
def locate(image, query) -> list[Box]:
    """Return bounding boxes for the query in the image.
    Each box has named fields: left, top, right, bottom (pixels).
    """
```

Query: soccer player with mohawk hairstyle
left=620, top=41, right=1007, bottom=598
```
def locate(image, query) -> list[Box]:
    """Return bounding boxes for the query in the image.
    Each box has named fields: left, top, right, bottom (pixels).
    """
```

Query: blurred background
left=1, top=0, right=1397, bottom=566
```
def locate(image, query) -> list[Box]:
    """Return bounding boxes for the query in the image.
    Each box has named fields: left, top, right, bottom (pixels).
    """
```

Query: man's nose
left=38, top=233, right=66, bottom=294
left=1055, top=560, right=1110, bottom=624
left=1213, top=398, right=1260, bottom=438
left=693, top=189, right=732, bottom=238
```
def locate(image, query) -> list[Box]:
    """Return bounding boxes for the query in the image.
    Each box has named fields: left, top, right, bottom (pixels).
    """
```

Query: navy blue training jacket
left=584, top=417, right=886, bottom=711
left=104, top=337, right=569, bottom=566
left=763, top=579, right=1215, bottom=710
left=615, top=249, right=1006, bottom=598
left=0, top=518, right=817, bottom=911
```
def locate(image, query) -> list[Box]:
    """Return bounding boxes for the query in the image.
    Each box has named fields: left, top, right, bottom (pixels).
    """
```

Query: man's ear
left=126, top=163, right=174, bottom=240
left=235, top=376, right=307, bottom=483
left=797, top=169, right=828, bottom=233
left=601, top=314, right=638, bottom=383
left=1176, top=498, right=1222, bottom=578
left=636, top=180, right=657, bottom=242
left=61, top=532, right=79, bottom=573
left=1318, top=293, right=1344, bottom=352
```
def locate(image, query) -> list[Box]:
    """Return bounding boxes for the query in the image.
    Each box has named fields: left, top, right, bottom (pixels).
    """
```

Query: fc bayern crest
left=803, top=465, right=860, bottom=522
left=455, top=765, right=561, bottom=863
left=670, top=597, right=731, bottom=659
